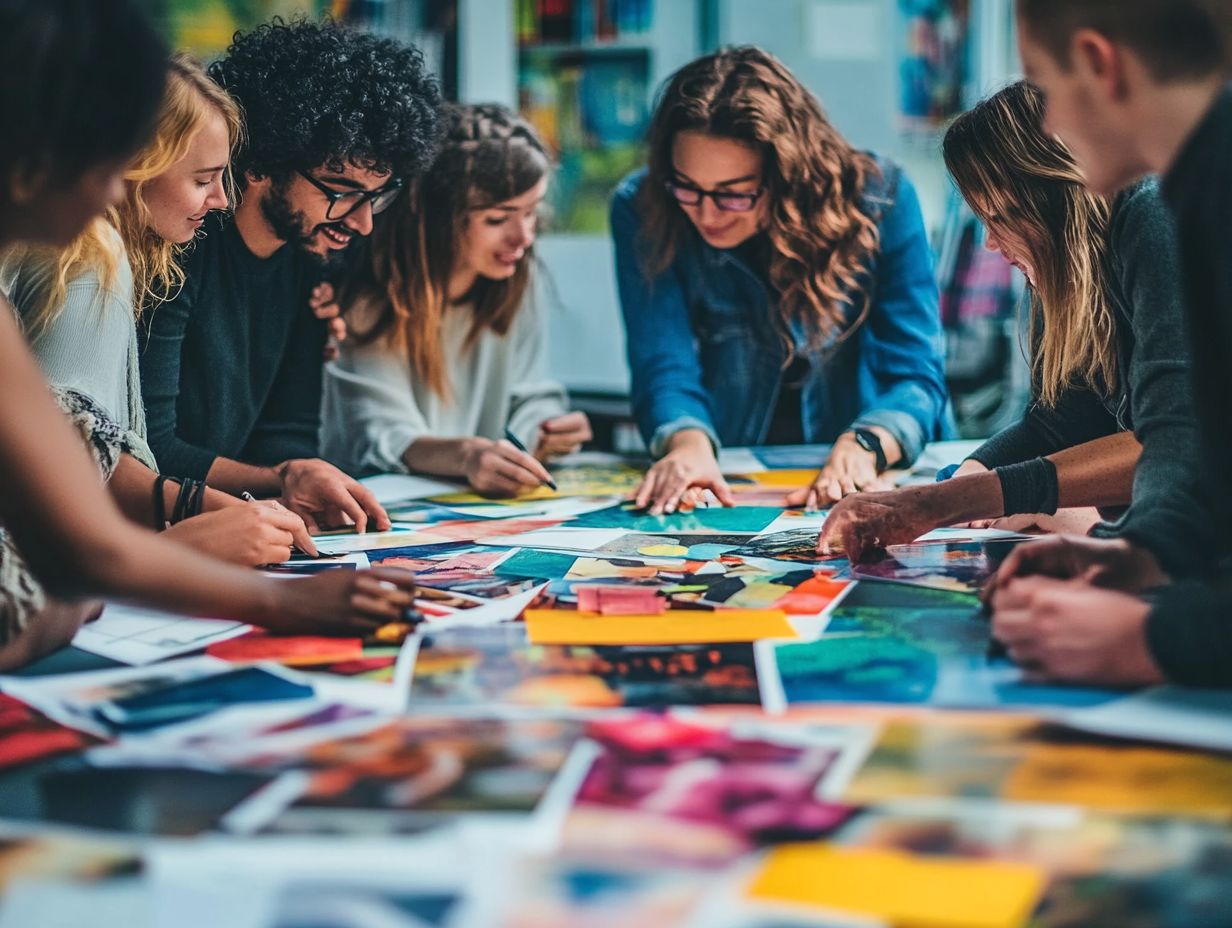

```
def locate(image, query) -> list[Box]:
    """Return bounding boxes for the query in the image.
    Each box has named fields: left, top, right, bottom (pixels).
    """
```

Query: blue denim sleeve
left=851, top=170, right=950, bottom=466
left=611, top=181, right=720, bottom=458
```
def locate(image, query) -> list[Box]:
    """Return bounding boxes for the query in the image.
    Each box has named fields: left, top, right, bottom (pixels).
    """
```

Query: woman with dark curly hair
left=612, top=47, right=950, bottom=515
left=322, top=104, right=592, bottom=496
left=139, top=18, right=442, bottom=534
left=0, top=0, right=416, bottom=671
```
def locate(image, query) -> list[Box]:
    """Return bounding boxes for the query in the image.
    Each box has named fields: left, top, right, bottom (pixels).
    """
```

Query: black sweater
left=1148, top=84, right=1232, bottom=687
left=139, top=215, right=327, bottom=480
left=968, top=180, right=1212, bottom=571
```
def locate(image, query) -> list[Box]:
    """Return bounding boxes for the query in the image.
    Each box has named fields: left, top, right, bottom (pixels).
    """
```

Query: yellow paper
left=523, top=609, right=796, bottom=645
left=731, top=468, right=819, bottom=488
left=748, top=844, right=1044, bottom=928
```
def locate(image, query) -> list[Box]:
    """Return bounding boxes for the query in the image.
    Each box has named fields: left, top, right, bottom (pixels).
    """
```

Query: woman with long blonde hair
left=612, top=46, right=950, bottom=515
left=819, top=81, right=1204, bottom=564
left=1, top=53, right=318, bottom=566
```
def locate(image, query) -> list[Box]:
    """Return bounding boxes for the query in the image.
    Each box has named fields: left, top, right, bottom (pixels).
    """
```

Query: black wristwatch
left=850, top=427, right=889, bottom=473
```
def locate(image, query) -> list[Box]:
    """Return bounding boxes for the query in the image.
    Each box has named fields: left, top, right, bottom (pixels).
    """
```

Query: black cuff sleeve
left=994, top=458, right=1059, bottom=516
left=1145, top=580, right=1232, bottom=687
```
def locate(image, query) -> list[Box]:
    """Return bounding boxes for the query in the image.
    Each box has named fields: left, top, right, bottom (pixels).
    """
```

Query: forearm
left=89, top=523, right=280, bottom=623
left=1048, top=431, right=1140, bottom=509
left=402, top=437, right=472, bottom=479
left=905, top=472, right=1007, bottom=526
left=204, top=456, right=282, bottom=497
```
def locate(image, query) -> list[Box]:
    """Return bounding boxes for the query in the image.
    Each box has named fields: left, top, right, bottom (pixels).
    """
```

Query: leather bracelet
left=171, top=478, right=193, bottom=525
left=152, top=474, right=171, bottom=531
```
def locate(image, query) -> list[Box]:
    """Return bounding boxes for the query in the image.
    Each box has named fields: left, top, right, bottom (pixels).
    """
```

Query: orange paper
left=207, top=634, right=364, bottom=666
left=748, top=843, right=1044, bottom=928
left=523, top=608, right=796, bottom=645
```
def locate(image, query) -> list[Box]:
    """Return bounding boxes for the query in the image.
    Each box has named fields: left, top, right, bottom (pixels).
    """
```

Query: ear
left=1071, top=27, right=1131, bottom=102
left=7, top=160, right=50, bottom=206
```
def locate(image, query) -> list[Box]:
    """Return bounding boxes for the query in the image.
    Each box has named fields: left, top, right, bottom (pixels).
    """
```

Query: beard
left=260, top=175, right=349, bottom=269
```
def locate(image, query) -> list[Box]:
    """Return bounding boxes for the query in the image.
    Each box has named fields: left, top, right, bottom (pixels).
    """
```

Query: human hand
left=991, top=575, right=1163, bottom=686
left=461, top=437, right=554, bottom=497
left=633, top=430, right=734, bottom=515
left=163, top=502, right=317, bottom=566
left=311, top=282, right=347, bottom=361
left=985, top=534, right=1168, bottom=600
left=262, top=567, right=417, bottom=635
left=277, top=458, right=390, bottom=535
left=534, top=412, right=593, bottom=460
left=786, top=433, right=894, bottom=509
left=816, top=486, right=943, bottom=561
left=956, top=508, right=1102, bottom=535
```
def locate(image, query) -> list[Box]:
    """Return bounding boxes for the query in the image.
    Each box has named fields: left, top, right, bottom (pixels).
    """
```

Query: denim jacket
left=611, top=159, right=951, bottom=464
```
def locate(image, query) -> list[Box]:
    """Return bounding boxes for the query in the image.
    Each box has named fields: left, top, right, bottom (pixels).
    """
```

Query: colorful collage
left=2, top=454, right=1229, bottom=926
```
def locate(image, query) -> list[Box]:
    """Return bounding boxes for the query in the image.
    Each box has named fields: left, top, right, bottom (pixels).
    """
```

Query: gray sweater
left=4, top=226, right=155, bottom=469
left=321, top=299, right=567, bottom=476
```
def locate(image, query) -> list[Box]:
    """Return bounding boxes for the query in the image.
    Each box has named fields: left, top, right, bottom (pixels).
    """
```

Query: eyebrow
left=317, top=174, right=390, bottom=192
left=193, top=165, right=227, bottom=174
left=671, top=168, right=760, bottom=188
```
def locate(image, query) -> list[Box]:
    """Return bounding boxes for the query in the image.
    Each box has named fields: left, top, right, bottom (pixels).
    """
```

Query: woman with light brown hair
left=323, top=103, right=592, bottom=497
left=612, top=46, right=950, bottom=515
left=818, top=80, right=1205, bottom=565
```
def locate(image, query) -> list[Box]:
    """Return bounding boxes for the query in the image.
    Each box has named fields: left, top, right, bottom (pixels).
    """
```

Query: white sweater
left=321, top=300, right=567, bottom=476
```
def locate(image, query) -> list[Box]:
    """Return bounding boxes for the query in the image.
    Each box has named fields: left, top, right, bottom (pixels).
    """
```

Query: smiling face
left=1017, top=18, right=1153, bottom=197
left=668, top=130, right=767, bottom=250
left=453, top=176, right=548, bottom=289
left=260, top=162, right=396, bottom=259
left=140, top=110, right=230, bottom=244
left=981, top=213, right=1038, bottom=285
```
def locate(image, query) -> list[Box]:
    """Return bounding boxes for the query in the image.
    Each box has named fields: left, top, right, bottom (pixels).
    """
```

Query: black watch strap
left=851, top=427, right=888, bottom=473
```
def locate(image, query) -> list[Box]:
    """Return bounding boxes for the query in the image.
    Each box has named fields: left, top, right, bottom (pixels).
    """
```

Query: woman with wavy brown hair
left=819, top=81, right=1204, bottom=569
left=612, top=46, right=950, bottom=514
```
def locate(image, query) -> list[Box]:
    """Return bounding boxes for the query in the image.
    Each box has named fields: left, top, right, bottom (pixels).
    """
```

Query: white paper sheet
left=717, top=447, right=768, bottom=474
left=359, top=472, right=463, bottom=504
left=71, top=604, right=251, bottom=666
left=1058, top=686, right=1232, bottom=753
left=475, top=527, right=629, bottom=554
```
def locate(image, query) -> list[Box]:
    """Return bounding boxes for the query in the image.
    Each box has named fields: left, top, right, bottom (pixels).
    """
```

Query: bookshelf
left=514, top=1, right=665, bottom=233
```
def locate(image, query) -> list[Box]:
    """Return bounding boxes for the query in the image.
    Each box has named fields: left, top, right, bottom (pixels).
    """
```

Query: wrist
left=665, top=428, right=713, bottom=457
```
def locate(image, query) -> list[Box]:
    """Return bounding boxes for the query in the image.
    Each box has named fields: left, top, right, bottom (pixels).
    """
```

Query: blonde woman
left=2, top=55, right=316, bottom=565
left=818, top=81, right=1204, bottom=564
left=612, top=46, right=950, bottom=515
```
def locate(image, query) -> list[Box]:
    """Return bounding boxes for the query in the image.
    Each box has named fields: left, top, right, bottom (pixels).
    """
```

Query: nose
left=343, top=200, right=375, bottom=237
left=983, top=227, right=1003, bottom=255
left=105, top=172, right=126, bottom=210
left=509, top=216, right=535, bottom=250
left=206, top=176, right=228, bottom=212
left=696, top=196, right=722, bottom=225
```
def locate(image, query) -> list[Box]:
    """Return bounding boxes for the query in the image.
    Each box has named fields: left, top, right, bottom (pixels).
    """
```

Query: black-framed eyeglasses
left=296, top=170, right=405, bottom=220
left=664, top=178, right=765, bottom=213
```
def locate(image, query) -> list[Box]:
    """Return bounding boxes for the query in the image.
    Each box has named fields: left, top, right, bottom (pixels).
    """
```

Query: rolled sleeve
left=321, top=349, right=429, bottom=477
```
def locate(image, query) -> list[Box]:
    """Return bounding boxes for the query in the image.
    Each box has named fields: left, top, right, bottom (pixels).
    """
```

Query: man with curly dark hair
left=139, top=18, right=442, bottom=533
